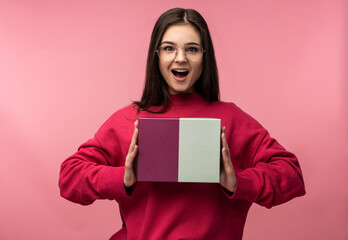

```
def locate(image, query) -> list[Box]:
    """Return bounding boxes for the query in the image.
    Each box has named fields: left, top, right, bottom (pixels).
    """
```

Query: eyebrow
left=160, top=41, right=201, bottom=46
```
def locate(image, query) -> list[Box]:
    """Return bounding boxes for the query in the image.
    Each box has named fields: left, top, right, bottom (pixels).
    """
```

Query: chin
left=169, top=86, right=194, bottom=94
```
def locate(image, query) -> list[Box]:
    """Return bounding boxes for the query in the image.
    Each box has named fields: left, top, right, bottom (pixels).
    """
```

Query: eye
left=162, top=45, right=175, bottom=52
left=186, top=46, right=199, bottom=53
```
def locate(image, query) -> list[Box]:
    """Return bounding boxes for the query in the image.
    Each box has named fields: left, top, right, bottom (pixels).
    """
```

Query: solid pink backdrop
left=0, top=0, right=347, bottom=239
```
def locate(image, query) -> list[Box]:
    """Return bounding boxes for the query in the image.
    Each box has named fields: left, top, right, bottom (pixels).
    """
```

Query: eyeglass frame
left=156, top=43, right=206, bottom=62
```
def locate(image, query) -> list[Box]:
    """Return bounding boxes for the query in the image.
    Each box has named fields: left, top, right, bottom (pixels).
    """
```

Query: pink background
left=1, top=0, right=347, bottom=239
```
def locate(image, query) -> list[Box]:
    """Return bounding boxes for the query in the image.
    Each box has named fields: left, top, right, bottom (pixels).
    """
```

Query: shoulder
left=211, top=100, right=238, bottom=110
left=210, top=100, right=249, bottom=118
left=95, top=104, right=138, bottom=135
left=109, top=104, right=138, bottom=121
left=211, top=100, right=266, bottom=131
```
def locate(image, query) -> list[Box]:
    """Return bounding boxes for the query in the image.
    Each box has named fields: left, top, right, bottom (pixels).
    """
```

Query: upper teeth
left=175, top=70, right=188, bottom=72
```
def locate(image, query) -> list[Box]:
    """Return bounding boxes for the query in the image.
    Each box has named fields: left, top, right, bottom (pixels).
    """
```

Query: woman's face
left=158, top=24, right=203, bottom=95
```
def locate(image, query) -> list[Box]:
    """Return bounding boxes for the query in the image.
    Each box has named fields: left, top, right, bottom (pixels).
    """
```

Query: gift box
left=137, top=118, right=221, bottom=183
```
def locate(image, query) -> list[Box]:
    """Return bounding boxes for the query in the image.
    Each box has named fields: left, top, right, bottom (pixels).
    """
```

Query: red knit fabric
left=59, top=93, right=305, bottom=240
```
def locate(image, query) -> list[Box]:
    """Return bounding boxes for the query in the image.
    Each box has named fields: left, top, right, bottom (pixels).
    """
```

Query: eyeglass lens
left=157, top=45, right=204, bottom=61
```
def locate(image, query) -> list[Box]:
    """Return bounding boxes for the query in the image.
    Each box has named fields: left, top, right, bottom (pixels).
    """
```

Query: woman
left=59, top=8, right=305, bottom=240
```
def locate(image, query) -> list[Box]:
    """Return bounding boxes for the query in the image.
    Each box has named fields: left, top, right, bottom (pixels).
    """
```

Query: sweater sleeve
left=59, top=112, right=133, bottom=205
left=228, top=130, right=306, bottom=208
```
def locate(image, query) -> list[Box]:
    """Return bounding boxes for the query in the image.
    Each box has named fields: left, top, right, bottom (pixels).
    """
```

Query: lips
left=171, top=69, right=189, bottom=81
left=171, top=69, right=189, bottom=77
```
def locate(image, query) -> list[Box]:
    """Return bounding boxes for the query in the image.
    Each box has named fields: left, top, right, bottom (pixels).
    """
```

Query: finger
left=130, top=145, right=138, bottom=159
left=221, top=147, right=230, bottom=165
left=128, top=121, right=139, bottom=154
left=222, top=148, right=234, bottom=176
left=221, top=129, right=232, bottom=167
left=221, top=131, right=230, bottom=154
left=126, top=145, right=138, bottom=167
left=132, top=120, right=139, bottom=143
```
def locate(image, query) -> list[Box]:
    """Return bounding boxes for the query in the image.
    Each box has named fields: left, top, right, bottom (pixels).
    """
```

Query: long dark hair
left=133, top=8, right=219, bottom=113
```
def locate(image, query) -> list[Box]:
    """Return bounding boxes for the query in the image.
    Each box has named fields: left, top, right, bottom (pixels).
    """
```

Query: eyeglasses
left=156, top=44, right=205, bottom=62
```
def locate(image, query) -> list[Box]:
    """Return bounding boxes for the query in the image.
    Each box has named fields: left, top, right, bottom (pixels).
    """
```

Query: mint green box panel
left=178, top=118, right=221, bottom=183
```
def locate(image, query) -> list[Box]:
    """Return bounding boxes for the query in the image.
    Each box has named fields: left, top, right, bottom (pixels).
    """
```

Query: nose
left=174, top=48, right=187, bottom=62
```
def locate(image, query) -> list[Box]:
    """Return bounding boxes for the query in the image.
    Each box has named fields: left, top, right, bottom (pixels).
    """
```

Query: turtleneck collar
left=169, top=92, right=207, bottom=107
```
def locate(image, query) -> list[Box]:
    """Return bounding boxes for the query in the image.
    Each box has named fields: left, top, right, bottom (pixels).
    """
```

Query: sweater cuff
left=223, top=170, right=260, bottom=202
left=100, top=166, right=132, bottom=200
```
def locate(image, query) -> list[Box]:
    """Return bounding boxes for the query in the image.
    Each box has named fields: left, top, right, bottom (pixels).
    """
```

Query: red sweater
left=59, top=93, right=305, bottom=240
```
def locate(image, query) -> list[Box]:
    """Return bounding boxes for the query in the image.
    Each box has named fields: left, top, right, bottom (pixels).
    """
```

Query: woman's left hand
left=220, top=126, right=237, bottom=193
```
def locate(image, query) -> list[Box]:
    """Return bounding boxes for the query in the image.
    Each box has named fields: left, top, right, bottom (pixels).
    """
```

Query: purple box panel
left=137, top=118, right=179, bottom=182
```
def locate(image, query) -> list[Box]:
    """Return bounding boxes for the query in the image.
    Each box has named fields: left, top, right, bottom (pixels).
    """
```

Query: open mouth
left=171, top=69, right=189, bottom=78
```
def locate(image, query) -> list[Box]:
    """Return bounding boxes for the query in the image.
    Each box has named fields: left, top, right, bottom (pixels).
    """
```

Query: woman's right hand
left=124, top=120, right=138, bottom=188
